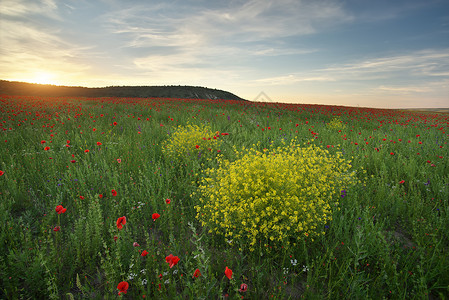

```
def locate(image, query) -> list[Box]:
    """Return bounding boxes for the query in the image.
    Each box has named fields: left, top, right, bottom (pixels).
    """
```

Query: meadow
left=0, top=94, right=448, bottom=299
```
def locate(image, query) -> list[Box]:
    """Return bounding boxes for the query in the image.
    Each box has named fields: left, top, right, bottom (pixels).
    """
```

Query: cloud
left=1, top=0, right=447, bottom=109
left=188, top=0, right=351, bottom=40
left=0, top=0, right=59, bottom=19
left=246, top=48, right=449, bottom=108
left=251, top=74, right=336, bottom=86
left=319, top=49, right=449, bottom=81
left=0, top=0, right=94, bottom=83
left=100, top=0, right=350, bottom=67
left=1, top=0, right=352, bottom=87
left=87, top=0, right=349, bottom=86
left=250, top=49, right=449, bottom=86
left=376, top=85, right=430, bottom=94
left=106, top=0, right=350, bottom=42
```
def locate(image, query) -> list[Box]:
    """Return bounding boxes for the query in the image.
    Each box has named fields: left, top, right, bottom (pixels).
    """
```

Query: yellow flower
left=194, top=138, right=356, bottom=252
left=162, top=124, right=222, bottom=161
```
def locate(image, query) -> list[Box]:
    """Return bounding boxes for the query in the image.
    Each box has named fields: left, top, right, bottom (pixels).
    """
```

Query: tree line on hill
left=0, top=80, right=246, bottom=101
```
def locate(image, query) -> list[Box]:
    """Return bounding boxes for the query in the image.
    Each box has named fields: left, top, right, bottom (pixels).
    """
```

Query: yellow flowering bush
left=194, top=139, right=356, bottom=251
left=162, top=124, right=222, bottom=161
left=327, top=117, right=346, bottom=130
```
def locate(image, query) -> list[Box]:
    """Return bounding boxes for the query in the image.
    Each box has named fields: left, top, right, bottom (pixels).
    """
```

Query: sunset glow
left=25, top=72, right=60, bottom=85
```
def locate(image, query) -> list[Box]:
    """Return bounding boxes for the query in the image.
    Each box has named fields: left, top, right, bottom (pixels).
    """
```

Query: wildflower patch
left=194, top=140, right=357, bottom=251
left=162, top=124, right=222, bottom=161
left=327, top=117, right=346, bottom=130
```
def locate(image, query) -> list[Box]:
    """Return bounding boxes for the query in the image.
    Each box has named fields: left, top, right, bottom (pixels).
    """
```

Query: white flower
left=283, top=267, right=289, bottom=275
left=302, top=265, right=309, bottom=272
left=290, top=259, right=298, bottom=266
left=164, top=279, right=170, bottom=284
left=141, top=279, right=147, bottom=285
left=128, top=273, right=137, bottom=280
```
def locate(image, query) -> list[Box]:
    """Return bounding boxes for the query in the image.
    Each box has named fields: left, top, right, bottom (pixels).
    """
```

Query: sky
left=1, top=0, right=448, bottom=108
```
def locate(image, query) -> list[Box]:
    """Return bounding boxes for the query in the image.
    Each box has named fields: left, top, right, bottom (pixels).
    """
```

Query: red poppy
left=97, top=142, right=102, bottom=146
left=113, top=122, right=118, bottom=126
left=79, top=196, right=85, bottom=200
left=195, top=145, right=199, bottom=149
left=390, top=152, right=394, bottom=155
left=84, top=149, right=89, bottom=153
left=165, top=199, right=171, bottom=204
left=152, top=213, right=160, bottom=221
left=225, top=266, right=232, bottom=279
left=399, top=180, right=405, bottom=184
left=41, top=140, right=46, bottom=144
left=55, top=205, right=67, bottom=214
left=239, top=283, right=248, bottom=292
left=117, top=281, right=129, bottom=295
left=133, top=242, right=140, bottom=247
left=117, top=158, right=121, bottom=163
left=141, top=250, right=149, bottom=257
left=112, top=189, right=118, bottom=196
left=165, top=254, right=180, bottom=268
left=98, top=194, right=103, bottom=199
left=193, top=268, right=201, bottom=278
left=114, top=235, right=118, bottom=242
left=53, top=226, right=60, bottom=232
left=44, top=146, right=50, bottom=151
left=116, top=216, right=126, bottom=230
left=0, top=170, right=4, bottom=176
left=70, top=160, right=76, bottom=163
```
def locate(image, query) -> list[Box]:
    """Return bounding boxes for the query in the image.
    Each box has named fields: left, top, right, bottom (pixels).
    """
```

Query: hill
left=0, top=80, right=246, bottom=101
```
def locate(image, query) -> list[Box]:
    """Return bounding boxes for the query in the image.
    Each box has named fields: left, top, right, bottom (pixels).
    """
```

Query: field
left=0, top=95, right=448, bottom=299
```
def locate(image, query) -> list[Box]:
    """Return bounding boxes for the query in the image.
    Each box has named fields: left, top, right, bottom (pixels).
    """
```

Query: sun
left=28, top=71, right=60, bottom=85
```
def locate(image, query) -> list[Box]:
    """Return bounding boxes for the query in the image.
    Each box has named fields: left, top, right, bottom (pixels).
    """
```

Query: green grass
left=0, top=95, right=448, bottom=299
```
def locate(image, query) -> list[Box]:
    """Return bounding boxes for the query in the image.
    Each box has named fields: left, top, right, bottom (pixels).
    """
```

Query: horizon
left=2, top=79, right=449, bottom=111
left=1, top=0, right=448, bottom=109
